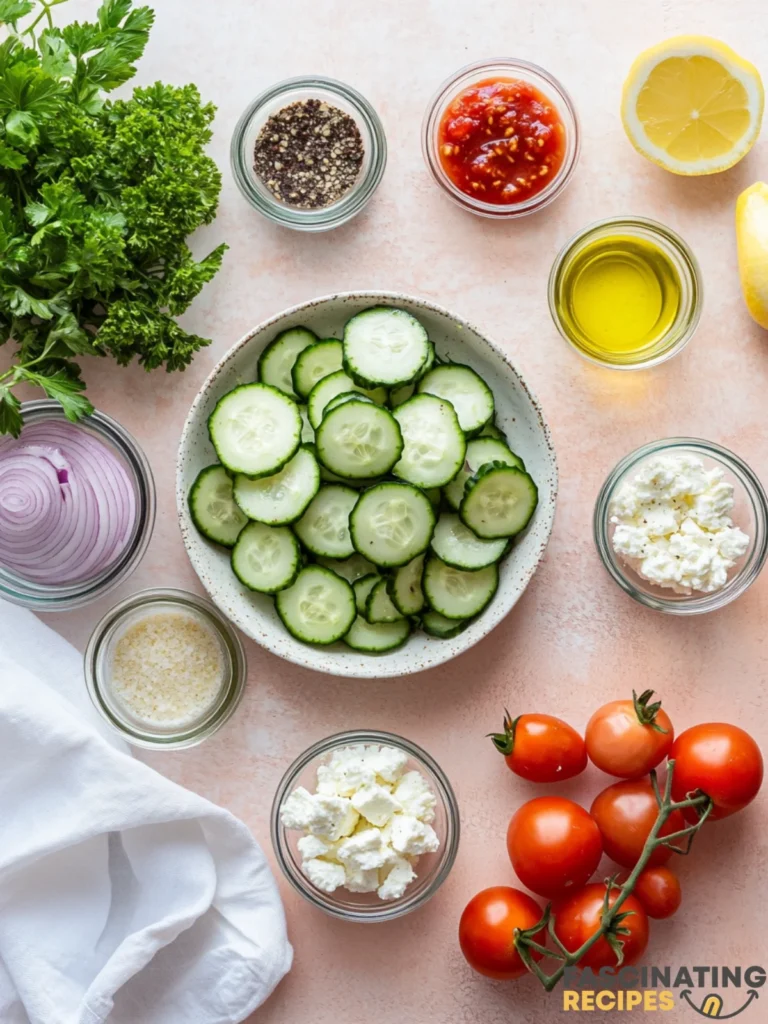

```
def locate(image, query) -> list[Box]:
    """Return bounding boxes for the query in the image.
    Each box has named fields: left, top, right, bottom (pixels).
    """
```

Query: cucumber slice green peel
left=188, top=465, right=247, bottom=548
left=459, top=462, right=539, bottom=539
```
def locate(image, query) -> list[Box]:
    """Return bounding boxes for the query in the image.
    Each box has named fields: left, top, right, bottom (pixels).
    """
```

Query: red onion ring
left=0, top=421, right=136, bottom=585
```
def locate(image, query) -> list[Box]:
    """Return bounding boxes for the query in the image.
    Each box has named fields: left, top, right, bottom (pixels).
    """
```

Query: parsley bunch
left=0, top=0, right=227, bottom=436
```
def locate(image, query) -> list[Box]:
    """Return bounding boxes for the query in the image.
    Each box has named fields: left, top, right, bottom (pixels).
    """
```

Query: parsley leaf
left=0, top=1, right=226, bottom=434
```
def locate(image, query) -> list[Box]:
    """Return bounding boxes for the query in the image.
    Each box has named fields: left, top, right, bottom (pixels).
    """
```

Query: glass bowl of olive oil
left=548, top=217, right=702, bottom=369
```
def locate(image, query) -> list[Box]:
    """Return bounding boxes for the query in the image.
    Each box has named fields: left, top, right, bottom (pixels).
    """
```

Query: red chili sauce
left=438, top=78, right=566, bottom=205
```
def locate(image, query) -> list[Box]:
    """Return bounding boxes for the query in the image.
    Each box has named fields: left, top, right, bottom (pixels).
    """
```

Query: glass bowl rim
left=594, top=437, right=768, bottom=614
left=230, top=74, right=387, bottom=232
left=270, top=728, right=461, bottom=922
left=0, top=400, right=156, bottom=610
left=421, top=56, right=581, bottom=219
left=84, top=586, right=247, bottom=748
left=548, top=215, right=703, bottom=370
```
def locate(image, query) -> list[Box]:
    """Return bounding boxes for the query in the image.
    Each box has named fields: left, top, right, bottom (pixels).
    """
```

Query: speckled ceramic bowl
left=176, top=292, right=557, bottom=678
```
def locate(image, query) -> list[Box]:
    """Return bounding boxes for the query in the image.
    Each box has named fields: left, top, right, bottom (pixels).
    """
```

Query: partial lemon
left=736, top=182, right=768, bottom=329
left=622, top=36, right=764, bottom=175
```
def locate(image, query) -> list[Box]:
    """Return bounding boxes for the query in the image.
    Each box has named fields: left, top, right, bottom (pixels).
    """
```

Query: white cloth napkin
left=0, top=600, right=292, bottom=1024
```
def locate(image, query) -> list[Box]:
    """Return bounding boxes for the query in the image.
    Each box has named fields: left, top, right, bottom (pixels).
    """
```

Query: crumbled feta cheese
left=336, top=827, right=396, bottom=871
left=610, top=453, right=750, bottom=595
left=393, top=770, right=437, bottom=823
left=378, top=856, right=416, bottom=901
left=390, top=815, right=440, bottom=856
left=302, top=858, right=346, bottom=894
left=297, top=834, right=337, bottom=861
left=351, top=782, right=401, bottom=826
left=280, top=743, right=441, bottom=901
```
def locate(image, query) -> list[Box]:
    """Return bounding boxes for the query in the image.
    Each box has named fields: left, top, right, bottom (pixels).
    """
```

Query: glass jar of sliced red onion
left=0, top=401, right=155, bottom=610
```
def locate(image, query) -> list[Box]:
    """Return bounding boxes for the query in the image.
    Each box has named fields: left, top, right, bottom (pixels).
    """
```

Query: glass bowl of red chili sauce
left=422, top=59, right=580, bottom=218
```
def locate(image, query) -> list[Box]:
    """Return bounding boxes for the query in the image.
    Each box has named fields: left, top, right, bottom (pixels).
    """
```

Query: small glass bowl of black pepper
left=231, top=76, right=387, bottom=232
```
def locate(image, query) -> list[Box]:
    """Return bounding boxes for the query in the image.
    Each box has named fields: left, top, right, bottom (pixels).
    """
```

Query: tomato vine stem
left=513, top=759, right=712, bottom=992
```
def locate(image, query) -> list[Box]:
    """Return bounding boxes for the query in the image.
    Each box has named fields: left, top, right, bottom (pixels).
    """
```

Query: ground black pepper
left=253, top=99, right=365, bottom=209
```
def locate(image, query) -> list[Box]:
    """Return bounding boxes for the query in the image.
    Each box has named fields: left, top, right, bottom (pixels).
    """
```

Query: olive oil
left=552, top=234, right=684, bottom=365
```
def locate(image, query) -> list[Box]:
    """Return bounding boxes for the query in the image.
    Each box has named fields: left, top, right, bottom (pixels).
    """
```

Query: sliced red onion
left=0, top=421, right=137, bottom=585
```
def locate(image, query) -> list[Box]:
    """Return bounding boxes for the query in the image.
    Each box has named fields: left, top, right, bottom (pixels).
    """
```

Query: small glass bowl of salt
left=85, top=588, right=246, bottom=749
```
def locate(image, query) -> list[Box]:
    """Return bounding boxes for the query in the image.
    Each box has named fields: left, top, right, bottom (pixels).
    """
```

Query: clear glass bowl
left=421, top=58, right=580, bottom=219
left=84, top=588, right=246, bottom=748
left=549, top=217, right=703, bottom=369
left=594, top=439, right=768, bottom=614
left=0, top=401, right=155, bottom=611
left=231, top=75, right=387, bottom=232
left=271, top=730, right=460, bottom=922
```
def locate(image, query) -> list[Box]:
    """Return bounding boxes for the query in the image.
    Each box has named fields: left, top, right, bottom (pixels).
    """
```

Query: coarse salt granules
left=110, top=611, right=225, bottom=727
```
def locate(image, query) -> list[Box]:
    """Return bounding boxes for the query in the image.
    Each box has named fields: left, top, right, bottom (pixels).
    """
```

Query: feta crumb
left=336, top=827, right=396, bottom=871
left=610, top=453, right=750, bottom=595
left=302, top=858, right=346, bottom=894
left=378, top=856, right=416, bottom=900
left=297, top=834, right=337, bottom=861
left=351, top=782, right=401, bottom=826
left=393, top=770, right=437, bottom=823
left=279, top=788, right=357, bottom=840
left=366, top=744, right=409, bottom=783
left=345, top=864, right=381, bottom=893
left=390, top=814, right=440, bottom=856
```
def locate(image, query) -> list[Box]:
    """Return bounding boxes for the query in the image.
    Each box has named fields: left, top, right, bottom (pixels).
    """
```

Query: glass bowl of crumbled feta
left=594, top=438, right=768, bottom=614
left=271, top=731, right=460, bottom=921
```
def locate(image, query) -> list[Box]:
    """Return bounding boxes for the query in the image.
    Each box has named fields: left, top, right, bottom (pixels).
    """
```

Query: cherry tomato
left=622, top=866, right=682, bottom=919
left=671, top=723, right=763, bottom=820
left=490, top=710, right=587, bottom=783
left=590, top=779, right=686, bottom=869
left=458, top=886, right=544, bottom=980
left=506, top=797, right=603, bottom=898
left=552, top=883, right=650, bottom=970
left=586, top=690, right=673, bottom=779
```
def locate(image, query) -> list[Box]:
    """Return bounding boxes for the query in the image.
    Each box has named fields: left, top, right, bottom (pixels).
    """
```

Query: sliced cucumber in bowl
left=233, top=446, right=320, bottom=525
left=231, top=522, right=301, bottom=593
left=460, top=462, right=538, bottom=539
left=294, top=484, right=359, bottom=558
left=344, top=615, right=411, bottom=653
left=209, top=384, right=301, bottom=478
left=418, top=363, right=495, bottom=435
left=431, top=512, right=508, bottom=570
left=258, top=326, right=318, bottom=398
left=387, top=553, right=425, bottom=616
left=392, top=393, right=466, bottom=489
left=308, top=369, right=387, bottom=428
left=343, top=307, right=430, bottom=388
left=292, top=339, right=343, bottom=399
left=276, top=565, right=356, bottom=644
left=350, top=482, right=435, bottom=568
left=443, top=437, right=525, bottom=511
left=189, top=465, right=248, bottom=548
left=423, top=555, right=499, bottom=620
left=316, top=401, right=403, bottom=480
left=365, top=578, right=404, bottom=624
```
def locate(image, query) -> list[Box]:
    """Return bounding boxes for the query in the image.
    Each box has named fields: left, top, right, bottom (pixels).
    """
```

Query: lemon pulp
left=556, top=236, right=682, bottom=361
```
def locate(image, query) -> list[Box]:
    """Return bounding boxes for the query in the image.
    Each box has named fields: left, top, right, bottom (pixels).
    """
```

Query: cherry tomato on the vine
left=586, top=690, right=674, bottom=779
left=458, top=886, right=544, bottom=980
left=671, top=723, right=763, bottom=820
left=620, top=866, right=682, bottom=920
left=506, top=796, right=603, bottom=898
left=590, top=778, right=686, bottom=869
left=490, top=711, right=587, bottom=783
left=552, top=883, right=650, bottom=970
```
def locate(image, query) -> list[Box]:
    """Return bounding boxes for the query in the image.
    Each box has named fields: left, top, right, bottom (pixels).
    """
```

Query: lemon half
left=736, top=182, right=768, bottom=329
left=622, top=36, right=764, bottom=175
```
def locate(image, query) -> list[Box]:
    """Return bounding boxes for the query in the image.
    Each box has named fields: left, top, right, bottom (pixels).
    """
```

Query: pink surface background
left=4, top=1, right=768, bottom=1021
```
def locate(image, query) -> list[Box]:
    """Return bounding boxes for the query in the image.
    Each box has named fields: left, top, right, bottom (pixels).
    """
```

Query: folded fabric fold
left=0, top=600, right=292, bottom=1024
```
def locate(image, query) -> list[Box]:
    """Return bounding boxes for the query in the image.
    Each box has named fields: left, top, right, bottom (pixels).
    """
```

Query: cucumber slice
left=418, top=364, right=495, bottom=434
left=431, top=512, right=508, bottom=570
left=392, top=393, right=466, bottom=488
left=317, top=553, right=377, bottom=582
left=258, top=327, right=317, bottom=398
left=388, top=553, right=425, bottom=616
left=353, top=573, right=380, bottom=613
left=316, top=402, right=403, bottom=480
left=189, top=465, right=248, bottom=547
left=444, top=437, right=525, bottom=511
left=233, top=447, right=320, bottom=525
left=308, top=369, right=387, bottom=428
left=299, top=405, right=314, bottom=443
left=343, top=307, right=430, bottom=388
left=422, top=609, right=472, bottom=639
left=293, top=484, right=358, bottom=558
left=365, top=578, right=404, bottom=624
left=478, top=422, right=507, bottom=442
left=389, top=382, right=414, bottom=408
left=231, top=522, right=300, bottom=593
left=291, top=339, right=343, bottom=399
left=324, top=392, right=375, bottom=415
left=423, top=556, right=498, bottom=619
left=350, top=482, right=435, bottom=568
left=304, top=442, right=382, bottom=488
left=344, top=615, right=411, bottom=653
left=208, top=384, right=301, bottom=478
left=276, top=565, right=356, bottom=644
left=460, top=463, right=538, bottom=539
